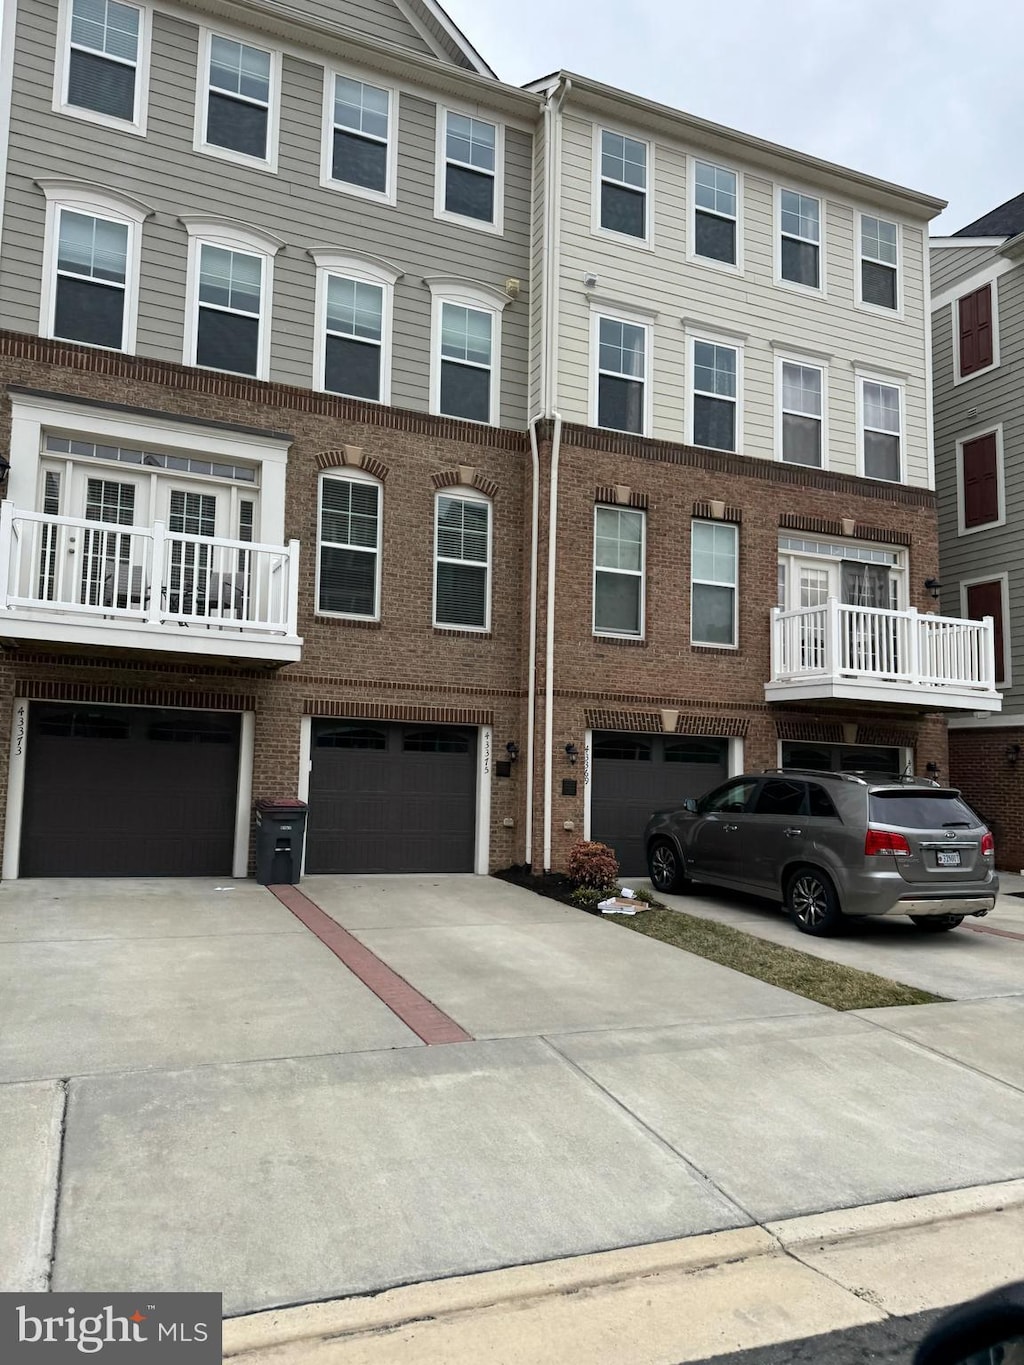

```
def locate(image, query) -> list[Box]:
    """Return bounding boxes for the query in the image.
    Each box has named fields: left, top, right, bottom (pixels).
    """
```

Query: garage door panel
left=591, top=733, right=729, bottom=877
left=306, top=721, right=477, bottom=874
left=21, top=705, right=240, bottom=877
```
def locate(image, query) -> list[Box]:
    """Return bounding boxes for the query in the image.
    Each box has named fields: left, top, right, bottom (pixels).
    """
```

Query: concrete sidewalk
left=221, top=1181, right=1024, bottom=1364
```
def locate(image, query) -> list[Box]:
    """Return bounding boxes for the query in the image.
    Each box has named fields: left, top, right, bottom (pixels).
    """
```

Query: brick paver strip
left=965, top=922, right=1024, bottom=942
left=267, top=884, right=473, bottom=1045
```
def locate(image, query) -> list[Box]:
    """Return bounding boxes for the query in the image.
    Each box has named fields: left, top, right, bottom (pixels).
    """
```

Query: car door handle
left=784, top=827, right=803, bottom=837
left=723, top=824, right=738, bottom=832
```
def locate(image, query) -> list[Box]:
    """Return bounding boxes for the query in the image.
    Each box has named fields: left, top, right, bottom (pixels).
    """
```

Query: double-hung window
left=779, top=360, right=824, bottom=467
left=599, top=130, right=647, bottom=240
left=317, top=473, right=381, bottom=618
left=326, top=74, right=392, bottom=198
left=313, top=252, right=399, bottom=403
left=434, top=493, right=491, bottom=631
left=596, top=316, right=647, bottom=435
left=59, top=0, right=146, bottom=128
left=693, top=160, right=738, bottom=266
left=859, top=215, right=898, bottom=310
left=593, top=506, right=645, bottom=638
left=691, top=521, right=738, bottom=647
left=860, top=378, right=902, bottom=482
left=691, top=339, right=738, bottom=452
left=439, top=111, right=499, bottom=226
left=184, top=221, right=280, bottom=379
left=198, top=32, right=277, bottom=166
left=439, top=304, right=492, bottom=422
left=779, top=189, right=821, bottom=289
left=41, top=183, right=150, bottom=352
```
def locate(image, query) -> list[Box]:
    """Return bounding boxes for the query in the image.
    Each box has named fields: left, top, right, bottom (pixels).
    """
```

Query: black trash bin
left=254, top=798, right=308, bottom=885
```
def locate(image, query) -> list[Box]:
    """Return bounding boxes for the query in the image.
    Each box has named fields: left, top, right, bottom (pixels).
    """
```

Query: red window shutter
left=959, top=284, right=993, bottom=376
left=962, top=433, right=999, bottom=527
left=966, top=580, right=1005, bottom=682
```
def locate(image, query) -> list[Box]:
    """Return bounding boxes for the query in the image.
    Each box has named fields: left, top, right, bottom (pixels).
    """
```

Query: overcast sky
left=442, top=0, right=1022, bottom=234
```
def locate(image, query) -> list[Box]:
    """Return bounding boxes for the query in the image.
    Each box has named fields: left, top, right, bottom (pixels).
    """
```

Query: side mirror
left=682, top=797, right=699, bottom=814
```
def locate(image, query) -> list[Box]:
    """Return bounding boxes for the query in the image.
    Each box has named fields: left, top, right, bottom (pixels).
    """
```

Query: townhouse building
left=931, top=194, right=1024, bottom=868
left=0, top=0, right=1000, bottom=882
left=523, top=75, right=999, bottom=875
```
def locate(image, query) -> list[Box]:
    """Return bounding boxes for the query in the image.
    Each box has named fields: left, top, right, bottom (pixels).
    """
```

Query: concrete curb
left=222, top=1179, right=1024, bottom=1358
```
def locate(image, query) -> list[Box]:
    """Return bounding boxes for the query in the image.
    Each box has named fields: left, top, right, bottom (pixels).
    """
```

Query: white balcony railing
left=0, top=503, right=302, bottom=663
left=767, top=598, right=1001, bottom=711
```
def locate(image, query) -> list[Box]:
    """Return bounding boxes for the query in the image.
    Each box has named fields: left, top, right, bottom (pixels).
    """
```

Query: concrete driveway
left=3, top=873, right=1024, bottom=1315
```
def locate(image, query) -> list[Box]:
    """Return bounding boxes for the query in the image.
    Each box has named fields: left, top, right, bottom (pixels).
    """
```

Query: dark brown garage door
left=306, top=721, right=477, bottom=874
left=591, top=732, right=729, bottom=877
left=21, top=703, right=241, bottom=877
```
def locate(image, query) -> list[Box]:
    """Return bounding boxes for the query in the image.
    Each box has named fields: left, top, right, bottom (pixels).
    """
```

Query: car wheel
left=787, top=867, right=843, bottom=936
left=648, top=839, right=687, bottom=893
left=910, top=915, right=964, bottom=932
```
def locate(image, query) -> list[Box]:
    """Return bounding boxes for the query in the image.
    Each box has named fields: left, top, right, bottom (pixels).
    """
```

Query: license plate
left=936, top=850, right=961, bottom=867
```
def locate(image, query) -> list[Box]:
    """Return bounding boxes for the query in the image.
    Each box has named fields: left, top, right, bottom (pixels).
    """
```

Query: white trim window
left=691, top=520, right=738, bottom=648
left=779, top=188, right=822, bottom=290
left=691, top=338, right=739, bottom=452
left=598, top=129, right=648, bottom=241
left=196, top=30, right=279, bottom=169
left=859, top=214, right=899, bottom=311
left=433, top=491, right=491, bottom=631
left=593, top=505, right=645, bottom=638
left=183, top=219, right=282, bottom=379
left=859, top=377, right=903, bottom=483
left=426, top=279, right=508, bottom=424
left=779, top=358, right=825, bottom=467
left=39, top=181, right=151, bottom=352
left=596, top=315, right=648, bottom=435
left=692, top=159, right=739, bottom=267
left=322, top=72, right=394, bottom=202
left=312, top=253, right=400, bottom=403
left=317, top=470, right=382, bottom=619
left=55, top=0, right=149, bottom=133
left=436, top=109, right=502, bottom=230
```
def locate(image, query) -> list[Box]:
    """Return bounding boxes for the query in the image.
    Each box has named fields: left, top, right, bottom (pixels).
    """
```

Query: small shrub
left=570, top=885, right=612, bottom=910
left=567, top=840, right=619, bottom=890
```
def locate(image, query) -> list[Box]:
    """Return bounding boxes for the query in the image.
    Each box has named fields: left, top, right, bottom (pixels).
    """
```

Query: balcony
left=767, top=599, right=1001, bottom=711
left=0, top=503, right=302, bottom=664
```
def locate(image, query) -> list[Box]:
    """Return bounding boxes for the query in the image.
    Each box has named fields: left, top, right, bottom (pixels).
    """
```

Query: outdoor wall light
left=924, top=578, right=943, bottom=601
left=926, top=761, right=940, bottom=776
left=0, top=455, right=10, bottom=480
left=1006, top=744, right=1021, bottom=765
left=565, top=742, right=579, bottom=765
left=505, top=740, right=520, bottom=762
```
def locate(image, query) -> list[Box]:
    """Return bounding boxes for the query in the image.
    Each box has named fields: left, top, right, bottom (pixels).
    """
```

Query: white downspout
left=541, top=77, right=569, bottom=871
left=526, top=77, right=569, bottom=870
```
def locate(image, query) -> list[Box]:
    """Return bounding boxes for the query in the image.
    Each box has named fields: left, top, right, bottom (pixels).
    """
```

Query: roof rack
left=763, top=767, right=942, bottom=788
left=761, top=768, right=868, bottom=784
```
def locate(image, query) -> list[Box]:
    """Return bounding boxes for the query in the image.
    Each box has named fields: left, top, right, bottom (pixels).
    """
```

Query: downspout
left=526, top=75, right=568, bottom=870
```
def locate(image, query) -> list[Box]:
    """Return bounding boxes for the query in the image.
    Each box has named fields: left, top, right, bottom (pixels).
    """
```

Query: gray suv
left=644, top=769, right=998, bottom=936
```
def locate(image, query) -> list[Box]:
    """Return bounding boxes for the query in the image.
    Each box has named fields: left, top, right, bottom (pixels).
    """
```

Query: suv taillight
left=865, top=829, right=912, bottom=856
left=981, top=831, right=995, bottom=857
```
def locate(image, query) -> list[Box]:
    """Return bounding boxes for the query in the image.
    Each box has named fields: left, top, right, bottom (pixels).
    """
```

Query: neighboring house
left=931, top=194, right=1024, bottom=868
left=517, top=73, right=998, bottom=875
left=0, top=1, right=999, bottom=882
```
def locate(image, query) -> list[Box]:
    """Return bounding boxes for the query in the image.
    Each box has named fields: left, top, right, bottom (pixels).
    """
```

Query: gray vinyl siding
left=0, top=1, right=532, bottom=427
left=528, top=125, right=545, bottom=414
left=930, top=243, right=998, bottom=296
left=278, top=0, right=434, bottom=58
left=554, top=113, right=933, bottom=487
left=933, top=262, right=1024, bottom=706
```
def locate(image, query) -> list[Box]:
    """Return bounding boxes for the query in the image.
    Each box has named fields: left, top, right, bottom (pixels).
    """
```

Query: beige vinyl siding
left=281, top=0, right=435, bottom=57
left=528, top=124, right=546, bottom=414
left=933, top=263, right=1024, bottom=706
left=554, top=114, right=932, bottom=487
left=930, top=243, right=998, bottom=296
left=0, top=5, right=532, bottom=426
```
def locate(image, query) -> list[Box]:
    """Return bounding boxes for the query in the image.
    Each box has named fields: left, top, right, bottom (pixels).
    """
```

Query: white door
left=54, top=465, right=152, bottom=610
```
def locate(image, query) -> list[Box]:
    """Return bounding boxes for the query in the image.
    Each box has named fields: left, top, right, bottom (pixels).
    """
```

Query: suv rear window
left=868, top=791, right=978, bottom=830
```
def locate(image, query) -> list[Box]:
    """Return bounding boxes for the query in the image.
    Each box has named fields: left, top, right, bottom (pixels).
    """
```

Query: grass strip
left=613, top=905, right=947, bottom=1009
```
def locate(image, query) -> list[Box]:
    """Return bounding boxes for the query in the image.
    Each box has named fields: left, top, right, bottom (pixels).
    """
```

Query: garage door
left=21, top=703, right=241, bottom=877
left=306, top=721, right=477, bottom=874
left=591, top=732, right=729, bottom=876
